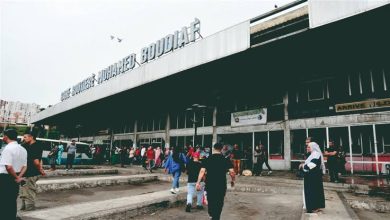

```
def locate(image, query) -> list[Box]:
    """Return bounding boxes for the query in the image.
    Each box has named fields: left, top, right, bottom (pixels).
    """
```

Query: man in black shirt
left=20, top=131, right=45, bottom=211
left=185, top=152, right=203, bottom=212
left=324, top=140, right=338, bottom=183
left=196, top=143, right=235, bottom=220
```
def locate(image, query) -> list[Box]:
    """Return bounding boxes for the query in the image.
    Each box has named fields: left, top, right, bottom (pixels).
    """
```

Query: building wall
left=0, top=100, right=40, bottom=125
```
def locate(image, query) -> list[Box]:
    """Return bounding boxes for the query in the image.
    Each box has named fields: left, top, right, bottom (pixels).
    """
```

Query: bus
left=0, top=137, right=93, bottom=165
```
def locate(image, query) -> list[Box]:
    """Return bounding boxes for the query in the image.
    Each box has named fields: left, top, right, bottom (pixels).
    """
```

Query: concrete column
left=348, top=125, right=354, bottom=174
left=212, top=106, right=218, bottom=145
left=165, top=113, right=170, bottom=149
left=133, top=121, right=137, bottom=148
left=283, top=91, right=291, bottom=170
left=373, top=124, right=379, bottom=175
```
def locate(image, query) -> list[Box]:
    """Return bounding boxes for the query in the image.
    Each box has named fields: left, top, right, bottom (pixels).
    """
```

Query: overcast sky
left=1, top=0, right=292, bottom=107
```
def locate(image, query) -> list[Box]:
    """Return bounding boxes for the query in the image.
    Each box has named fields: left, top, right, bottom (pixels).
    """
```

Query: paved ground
left=16, top=166, right=390, bottom=220
left=135, top=191, right=303, bottom=220
left=18, top=180, right=171, bottom=211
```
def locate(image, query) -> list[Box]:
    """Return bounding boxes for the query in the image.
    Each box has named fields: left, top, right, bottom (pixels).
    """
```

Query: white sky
left=1, top=0, right=292, bottom=108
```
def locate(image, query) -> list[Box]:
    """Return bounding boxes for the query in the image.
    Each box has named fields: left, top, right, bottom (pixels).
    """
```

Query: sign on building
left=231, top=108, right=267, bottom=127
left=60, top=18, right=201, bottom=102
left=335, top=98, right=390, bottom=112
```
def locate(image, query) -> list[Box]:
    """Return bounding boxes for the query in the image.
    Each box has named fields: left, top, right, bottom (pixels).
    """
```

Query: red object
left=135, top=149, right=141, bottom=156
left=192, top=152, right=200, bottom=158
left=146, top=149, right=155, bottom=160
left=187, top=147, right=194, bottom=157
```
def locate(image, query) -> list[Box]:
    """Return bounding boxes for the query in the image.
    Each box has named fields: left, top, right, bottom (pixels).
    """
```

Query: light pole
left=75, top=124, right=82, bottom=142
left=186, top=104, right=206, bottom=147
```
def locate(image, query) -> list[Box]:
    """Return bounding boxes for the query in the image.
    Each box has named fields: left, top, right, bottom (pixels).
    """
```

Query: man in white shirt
left=0, top=129, right=28, bottom=219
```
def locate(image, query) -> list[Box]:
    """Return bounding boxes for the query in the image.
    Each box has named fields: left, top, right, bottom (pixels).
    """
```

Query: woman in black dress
left=299, top=142, right=325, bottom=213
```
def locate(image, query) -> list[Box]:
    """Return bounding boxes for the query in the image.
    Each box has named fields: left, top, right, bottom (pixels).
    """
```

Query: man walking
left=66, top=140, right=77, bottom=170
left=258, top=144, right=272, bottom=175
left=0, top=129, right=27, bottom=219
left=20, top=130, right=46, bottom=211
left=185, top=152, right=204, bottom=212
left=231, top=144, right=243, bottom=175
left=196, top=143, right=235, bottom=220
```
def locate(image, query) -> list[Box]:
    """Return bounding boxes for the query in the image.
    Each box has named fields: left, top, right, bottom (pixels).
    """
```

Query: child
left=185, top=152, right=204, bottom=212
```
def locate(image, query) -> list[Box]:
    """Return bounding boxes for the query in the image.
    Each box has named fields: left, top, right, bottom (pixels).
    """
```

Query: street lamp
left=75, top=124, right=82, bottom=142
left=186, top=104, right=206, bottom=147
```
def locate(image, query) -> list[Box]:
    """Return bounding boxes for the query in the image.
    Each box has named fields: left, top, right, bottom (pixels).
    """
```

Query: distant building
left=0, top=100, right=40, bottom=125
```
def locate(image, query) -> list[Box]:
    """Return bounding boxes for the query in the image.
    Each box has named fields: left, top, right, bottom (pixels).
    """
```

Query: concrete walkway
left=21, top=186, right=187, bottom=220
left=301, top=191, right=358, bottom=220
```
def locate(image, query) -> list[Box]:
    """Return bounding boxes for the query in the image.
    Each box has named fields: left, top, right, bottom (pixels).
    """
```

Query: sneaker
left=196, top=205, right=204, bottom=210
left=175, top=188, right=180, bottom=193
left=268, top=171, right=273, bottom=175
left=185, top=204, right=191, bottom=212
left=170, top=188, right=176, bottom=194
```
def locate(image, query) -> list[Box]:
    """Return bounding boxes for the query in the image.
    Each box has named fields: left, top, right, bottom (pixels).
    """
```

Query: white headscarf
left=305, top=142, right=326, bottom=174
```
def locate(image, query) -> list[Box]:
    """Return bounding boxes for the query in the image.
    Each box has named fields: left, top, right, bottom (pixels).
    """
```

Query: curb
left=37, top=174, right=158, bottom=193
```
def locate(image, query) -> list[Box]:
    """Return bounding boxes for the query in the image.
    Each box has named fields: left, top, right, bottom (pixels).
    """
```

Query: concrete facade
left=30, top=1, right=390, bottom=173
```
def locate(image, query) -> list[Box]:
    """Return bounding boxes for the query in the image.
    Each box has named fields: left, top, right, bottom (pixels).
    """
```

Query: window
left=350, top=126, right=374, bottom=155
left=177, top=136, right=185, bottom=147
left=291, top=129, right=306, bottom=160
left=376, top=124, right=390, bottom=153
left=128, top=121, right=134, bottom=133
left=328, top=127, right=349, bottom=153
left=384, top=68, right=390, bottom=91
left=178, top=113, right=185, bottom=129
left=147, top=119, right=153, bottom=131
left=203, top=109, right=213, bottom=127
left=170, top=136, right=178, bottom=147
left=139, top=138, right=150, bottom=146
left=153, top=119, right=158, bottom=131
left=185, top=112, right=192, bottom=128
left=349, top=74, right=360, bottom=96
left=170, top=113, right=178, bottom=129
left=308, top=128, right=326, bottom=152
left=203, top=135, right=213, bottom=147
left=360, top=72, right=372, bottom=94
left=160, top=118, right=166, bottom=130
left=370, top=68, right=385, bottom=94
left=254, top=132, right=268, bottom=147
left=269, top=130, right=284, bottom=159
left=308, top=81, right=325, bottom=101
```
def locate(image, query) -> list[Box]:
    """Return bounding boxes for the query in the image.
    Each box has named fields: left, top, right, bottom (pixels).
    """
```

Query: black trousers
left=0, top=174, right=20, bottom=220
left=328, top=160, right=338, bottom=182
left=66, top=153, right=75, bottom=169
left=259, top=160, right=272, bottom=174
left=328, top=165, right=339, bottom=182
left=207, top=188, right=226, bottom=220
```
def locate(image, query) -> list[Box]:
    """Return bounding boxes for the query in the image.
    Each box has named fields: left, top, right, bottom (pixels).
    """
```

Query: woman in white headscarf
left=299, top=142, right=325, bottom=213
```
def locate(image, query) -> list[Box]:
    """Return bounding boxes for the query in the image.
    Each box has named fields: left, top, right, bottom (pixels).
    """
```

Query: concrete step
left=236, top=176, right=370, bottom=194
left=232, top=183, right=302, bottom=194
left=42, top=168, right=119, bottom=178
left=37, top=174, right=159, bottom=193
left=43, top=165, right=95, bottom=169
left=21, top=186, right=187, bottom=220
